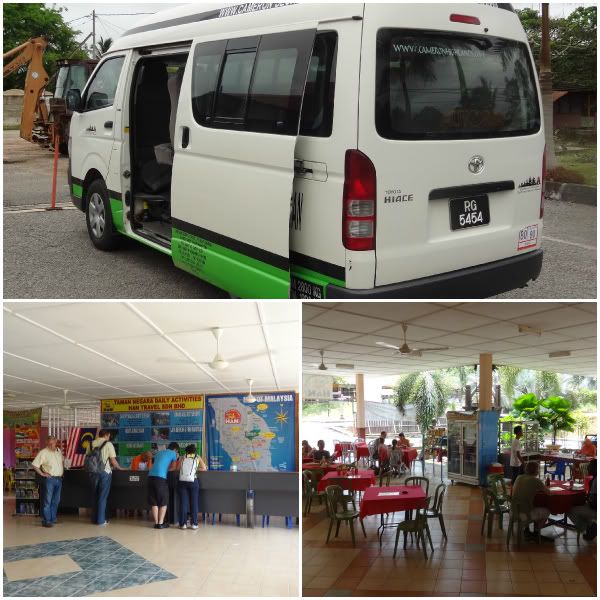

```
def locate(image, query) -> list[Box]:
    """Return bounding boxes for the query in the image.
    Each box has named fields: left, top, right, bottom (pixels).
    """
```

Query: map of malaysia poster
left=206, top=392, right=296, bottom=472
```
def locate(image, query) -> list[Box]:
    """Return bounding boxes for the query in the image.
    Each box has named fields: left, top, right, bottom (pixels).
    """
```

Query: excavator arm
left=3, top=37, right=49, bottom=142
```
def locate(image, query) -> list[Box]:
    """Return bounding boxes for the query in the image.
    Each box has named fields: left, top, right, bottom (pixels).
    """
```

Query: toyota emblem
left=468, top=155, right=485, bottom=174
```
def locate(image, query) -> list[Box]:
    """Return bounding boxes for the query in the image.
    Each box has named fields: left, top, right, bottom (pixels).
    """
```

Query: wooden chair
left=481, top=488, right=511, bottom=537
left=393, top=506, right=434, bottom=558
left=424, top=482, right=447, bottom=539
left=325, top=484, right=366, bottom=547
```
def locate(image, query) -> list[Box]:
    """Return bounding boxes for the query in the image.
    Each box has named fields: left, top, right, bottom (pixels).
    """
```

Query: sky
left=50, top=2, right=588, bottom=48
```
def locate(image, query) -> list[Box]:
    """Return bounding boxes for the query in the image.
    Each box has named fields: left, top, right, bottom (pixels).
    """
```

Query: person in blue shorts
left=148, top=442, right=179, bottom=529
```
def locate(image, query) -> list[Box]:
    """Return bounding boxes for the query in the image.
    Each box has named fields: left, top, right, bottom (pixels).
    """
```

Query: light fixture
left=549, top=350, right=571, bottom=358
left=335, top=363, right=355, bottom=370
left=245, top=378, right=256, bottom=403
left=518, top=324, right=543, bottom=336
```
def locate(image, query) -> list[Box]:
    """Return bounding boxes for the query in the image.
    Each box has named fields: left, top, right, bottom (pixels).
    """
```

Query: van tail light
left=540, top=146, right=546, bottom=219
left=343, top=150, right=376, bottom=251
left=450, top=14, right=481, bottom=25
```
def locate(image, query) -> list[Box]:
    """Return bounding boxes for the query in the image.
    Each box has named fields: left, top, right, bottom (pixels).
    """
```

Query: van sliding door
left=170, top=25, right=317, bottom=298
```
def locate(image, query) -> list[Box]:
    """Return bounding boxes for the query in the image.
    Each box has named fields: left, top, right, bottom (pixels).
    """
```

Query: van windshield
left=375, top=30, right=541, bottom=140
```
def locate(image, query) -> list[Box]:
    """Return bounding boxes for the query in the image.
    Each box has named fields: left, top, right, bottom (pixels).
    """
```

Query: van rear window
left=375, top=30, right=541, bottom=140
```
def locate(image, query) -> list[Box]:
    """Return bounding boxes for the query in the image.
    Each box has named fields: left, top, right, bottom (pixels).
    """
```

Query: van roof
left=110, top=2, right=520, bottom=53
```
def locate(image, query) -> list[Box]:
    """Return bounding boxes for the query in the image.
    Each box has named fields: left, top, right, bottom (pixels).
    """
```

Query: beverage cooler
left=447, top=410, right=499, bottom=486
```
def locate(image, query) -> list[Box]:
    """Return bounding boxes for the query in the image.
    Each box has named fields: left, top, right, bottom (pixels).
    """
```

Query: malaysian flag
left=65, top=427, right=97, bottom=467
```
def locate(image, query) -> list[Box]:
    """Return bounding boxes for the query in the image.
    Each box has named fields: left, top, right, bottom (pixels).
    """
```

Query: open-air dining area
left=302, top=302, right=596, bottom=597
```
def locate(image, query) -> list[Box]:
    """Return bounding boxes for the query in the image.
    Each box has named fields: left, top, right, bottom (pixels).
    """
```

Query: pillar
left=355, top=373, right=366, bottom=439
left=479, top=353, right=493, bottom=411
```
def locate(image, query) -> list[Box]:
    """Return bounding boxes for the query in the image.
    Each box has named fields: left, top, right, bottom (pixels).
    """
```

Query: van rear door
left=171, top=25, right=316, bottom=298
left=359, top=5, right=544, bottom=291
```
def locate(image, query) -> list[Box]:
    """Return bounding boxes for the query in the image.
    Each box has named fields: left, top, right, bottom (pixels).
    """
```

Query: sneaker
left=159, top=523, right=170, bottom=529
left=99, top=522, right=109, bottom=527
left=42, top=522, right=53, bottom=528
left=191, top=524, right=198, bottom=530
left=179, top=524, right=187, bottom=529
left=154, top=524, right=161, bottom=529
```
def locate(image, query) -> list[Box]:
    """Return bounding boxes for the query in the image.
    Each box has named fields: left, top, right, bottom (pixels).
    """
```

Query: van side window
left=300, top=32, right=337, bottom=138
left=246, top=30, right=313, bottom=135
left=215, top=50, right=256, bottom=121
left=83, top=56, right=125, bottom=111
left=191, top=40, right=226, bottom=125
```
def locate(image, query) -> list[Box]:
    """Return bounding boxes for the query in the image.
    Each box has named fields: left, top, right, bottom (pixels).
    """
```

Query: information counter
left=59, top=469, right=298, bottom=524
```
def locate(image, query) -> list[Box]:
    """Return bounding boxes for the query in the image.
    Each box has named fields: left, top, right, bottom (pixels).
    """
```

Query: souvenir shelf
left=14, top=459, right=40, bottom=516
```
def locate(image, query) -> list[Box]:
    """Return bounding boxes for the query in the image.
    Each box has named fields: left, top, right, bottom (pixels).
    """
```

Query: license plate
left=449, top=195, right=490, bottom=231
left=291, top=277, right=323, bottom=299
left=518, top=224, right=538, bottom=250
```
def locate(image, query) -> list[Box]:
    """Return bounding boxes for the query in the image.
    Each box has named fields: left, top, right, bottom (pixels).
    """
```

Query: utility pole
left=92, top=10, right=96, bottom=59
left=540, top=3, right=556, bottom=168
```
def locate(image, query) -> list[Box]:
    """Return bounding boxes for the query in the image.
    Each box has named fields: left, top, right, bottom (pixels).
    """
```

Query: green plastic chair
left=302, top=470, right=325, bottom=515
left=325, top=484, right=366, bottom=546
left=481, top=488, right=510, bottom=537
left=506, top=499, right=540, bottom=547
left=424, top=482, right=447, bottom=539
left=393, top=506, right=433, bottom=558
left=487, top=473, right=511, bottom=503
left=405, top=476, right=429, bottom=496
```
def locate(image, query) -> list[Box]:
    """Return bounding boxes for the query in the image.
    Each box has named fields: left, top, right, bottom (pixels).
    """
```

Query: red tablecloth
left=359, top=485, right=427, bottom=520
left=317, top=469, right=376, bottom=493
left=402, top=447, right=418, bottom=468
left=302, top=462, right=342, bottom=474
left=534, top=480, right=586, bottom=515
left=302, top=457, right=313, bottom=463
left=356, top=443, right=370, bottom=459
left=584, top=475, right=594, bottom=493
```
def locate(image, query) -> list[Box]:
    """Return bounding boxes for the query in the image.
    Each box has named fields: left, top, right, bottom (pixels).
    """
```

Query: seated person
left=373, top=431, right=387, bottom=458
left=398, top=432, right=411, bottom=448
left=512, top=461, right=551, bottom=540
left=377, top=438, right=391, bottom=472
left=311, top=440, right=331, bottom=462
left=579, top=437, right=597, bottom=458
left=568, top=459, right=597, bottom=541
left=302, top=440, right=313, bottom=458
left=389, top=439, right=404, bottom=474
left=131, top=451, right=153, bottom=471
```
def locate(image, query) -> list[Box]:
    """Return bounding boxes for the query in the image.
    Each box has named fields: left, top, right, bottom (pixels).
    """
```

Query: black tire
left=85, top=179, right=121, bottom=250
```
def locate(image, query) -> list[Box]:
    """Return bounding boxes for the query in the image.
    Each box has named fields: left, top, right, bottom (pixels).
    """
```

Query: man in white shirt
left=32, top=436, right=64, bottom=528
left=90, top=430, right=123, bottom=526
left=510, top=425, right=524, bottom=483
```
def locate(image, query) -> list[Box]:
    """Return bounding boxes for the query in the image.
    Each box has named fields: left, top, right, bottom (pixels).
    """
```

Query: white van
left=68, top=2, right=544, bottom=299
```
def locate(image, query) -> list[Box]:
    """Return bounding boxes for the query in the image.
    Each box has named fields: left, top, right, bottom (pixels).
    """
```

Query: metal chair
left=393, top=506, right=434, bottom=558
left=324, top=484, right=366, bottom=546
left=424, top=482, right=447, bottom=539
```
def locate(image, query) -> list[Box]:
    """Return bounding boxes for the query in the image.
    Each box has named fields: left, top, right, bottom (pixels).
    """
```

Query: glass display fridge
left=447, top=409, right=499, bottom=486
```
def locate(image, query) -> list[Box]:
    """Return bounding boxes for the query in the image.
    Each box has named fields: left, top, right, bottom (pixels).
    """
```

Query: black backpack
left=84, top=440, right=109, bottom=475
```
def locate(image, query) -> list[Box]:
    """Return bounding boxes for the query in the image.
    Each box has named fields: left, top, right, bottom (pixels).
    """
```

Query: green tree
left=96, top=36, right=113, bottom=57
left=517, top=6, right=597, bottom=90
left=393, top=371, right=453, bottom=470
left=541, top=396, right=576, bottom=444
left=3, top=4, right=87, bottom=90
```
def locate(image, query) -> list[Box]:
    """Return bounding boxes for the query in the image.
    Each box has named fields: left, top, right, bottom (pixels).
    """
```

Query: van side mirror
left=66, top=89, right=82, bottom=112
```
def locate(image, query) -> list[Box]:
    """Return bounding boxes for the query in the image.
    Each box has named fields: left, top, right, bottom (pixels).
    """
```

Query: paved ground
left=3, top=130, right=596, bottom=299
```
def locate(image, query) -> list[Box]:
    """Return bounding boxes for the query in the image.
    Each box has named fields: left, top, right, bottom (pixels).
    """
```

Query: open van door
left=171, top=25, right=317, bottom=298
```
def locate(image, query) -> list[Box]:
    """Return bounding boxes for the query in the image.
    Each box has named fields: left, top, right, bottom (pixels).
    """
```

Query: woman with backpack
left=178, top=444, right=207, bottom=529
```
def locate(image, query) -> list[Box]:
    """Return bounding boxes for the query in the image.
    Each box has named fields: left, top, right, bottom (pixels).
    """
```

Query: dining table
left=317, top=469, right=376, bottom=494
left=534, top=480, right=587, bottom=532
left=333, top=442, right=370, bottom=462
left=402, top=447, right=418, bottom=470
left=302, top=462, right=342, bottom=474
left=359, top=484, right=428, bottom=545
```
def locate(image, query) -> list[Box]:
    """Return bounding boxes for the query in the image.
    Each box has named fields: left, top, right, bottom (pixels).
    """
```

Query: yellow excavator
left=3, top=36, right=50, bottom=144
left=3, top=36, right=97, bottom=154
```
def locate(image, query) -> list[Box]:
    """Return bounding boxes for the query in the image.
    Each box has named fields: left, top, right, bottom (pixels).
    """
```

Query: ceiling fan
left=376, top=323, right=449, bottom=358
left=208, top=327, right=230, bottom=370
left=310, top=350, right=354, bottom=371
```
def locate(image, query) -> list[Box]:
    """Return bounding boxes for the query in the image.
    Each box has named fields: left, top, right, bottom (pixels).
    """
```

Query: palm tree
left=96, top=37, right=113, bottom=57
left=393, top=371, right=453, bottom=471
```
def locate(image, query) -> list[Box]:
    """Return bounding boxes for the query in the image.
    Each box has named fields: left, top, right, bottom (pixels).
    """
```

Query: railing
left=365, top=417, right=447, bottom=438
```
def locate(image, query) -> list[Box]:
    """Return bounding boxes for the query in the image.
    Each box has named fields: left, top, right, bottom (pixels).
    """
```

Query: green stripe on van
left=72, top=183, right=83, bottom=199
left=172, top=227, right=289, bottom=298
left=110, top=198, right=124, bottom=234
left=291, top=264, right=345, bottom=297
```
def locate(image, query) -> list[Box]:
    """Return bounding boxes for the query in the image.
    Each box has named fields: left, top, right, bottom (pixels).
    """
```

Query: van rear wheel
left=85, top=179, right=120, bottom=250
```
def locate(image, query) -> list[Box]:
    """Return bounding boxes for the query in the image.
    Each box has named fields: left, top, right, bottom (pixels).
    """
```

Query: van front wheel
left=85, top=179, right=120, bottom=250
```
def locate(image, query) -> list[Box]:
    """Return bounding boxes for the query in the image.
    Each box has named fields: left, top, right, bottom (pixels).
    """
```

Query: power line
left=94, top=12, right=155, bottom=16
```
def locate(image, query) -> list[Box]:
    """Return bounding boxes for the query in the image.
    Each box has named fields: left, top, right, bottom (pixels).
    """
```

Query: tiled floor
left=4, top=498, right=299, bottom=597
left=302, top=464, right=596, bottom=597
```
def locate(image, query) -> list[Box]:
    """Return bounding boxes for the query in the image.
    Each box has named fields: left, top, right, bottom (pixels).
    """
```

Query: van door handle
left=104, top=121, right=113, bottom=129
left=294, top=160, right=313, bottom=175
left=181, top=126, right=190, bottom=149
left=86, top=125, right=96, bottom=132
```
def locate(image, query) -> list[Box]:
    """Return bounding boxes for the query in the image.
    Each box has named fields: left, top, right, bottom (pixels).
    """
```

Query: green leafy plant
left=541, top=396, right=576, bottom=444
